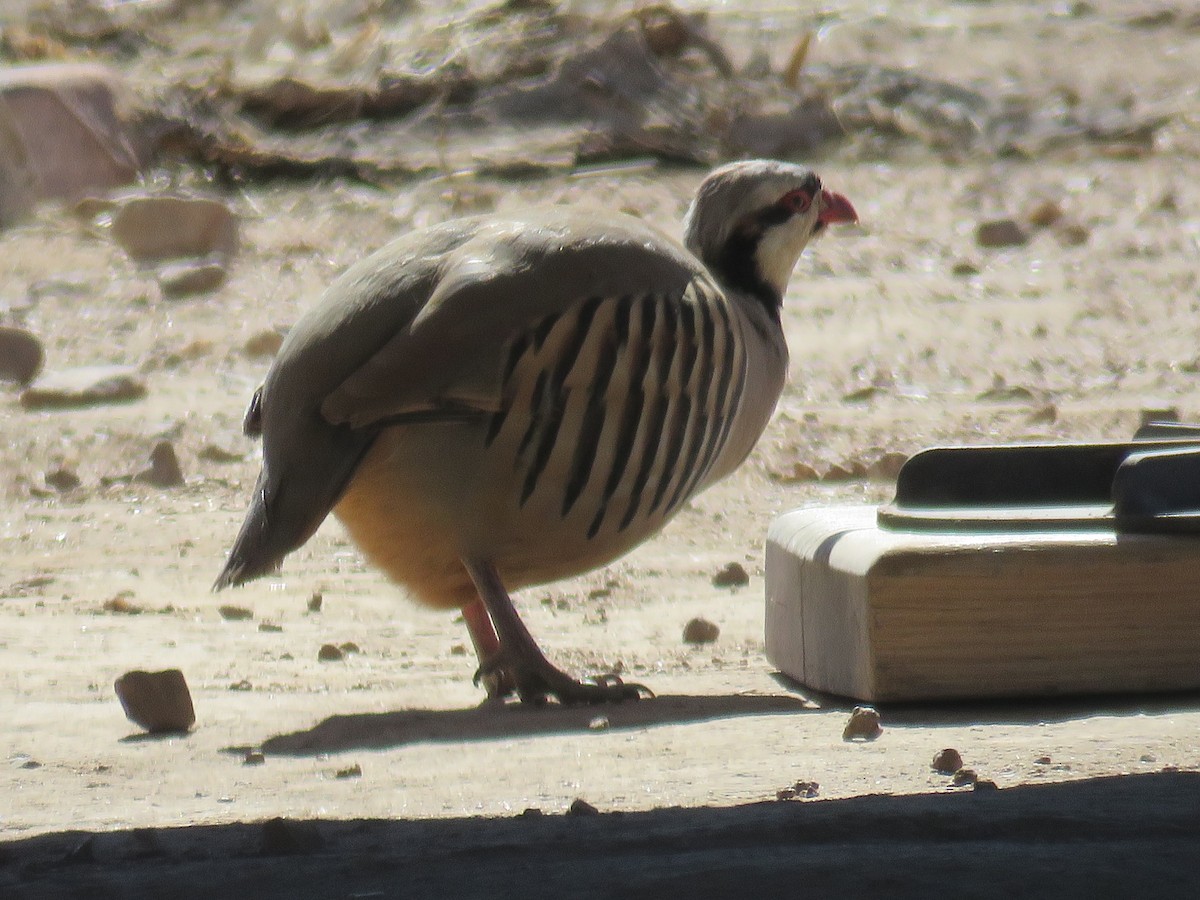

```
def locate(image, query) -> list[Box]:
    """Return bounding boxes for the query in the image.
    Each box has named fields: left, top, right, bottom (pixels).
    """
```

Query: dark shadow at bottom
left=3, top=773, right=1198, bottom=900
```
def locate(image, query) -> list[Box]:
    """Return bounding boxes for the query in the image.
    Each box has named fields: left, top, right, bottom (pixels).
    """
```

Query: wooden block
left=765, top=506, right=1200, bottom=702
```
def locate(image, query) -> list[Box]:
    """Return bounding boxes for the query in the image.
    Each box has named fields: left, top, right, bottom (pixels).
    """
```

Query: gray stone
left=111, top=195, right=238, bottom=262
left=134, top=440, right=184, bottom=488
left=114, top=669, right=195, bottom=733
left=0, top=326, right=44, bottom=384
left=20, top=365, right=146, bottom=410
left=156, top=259, right=227, bottom=297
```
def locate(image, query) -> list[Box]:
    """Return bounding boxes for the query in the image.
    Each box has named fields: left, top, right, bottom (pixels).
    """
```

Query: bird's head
left=683, top=159, right=857, bottom=309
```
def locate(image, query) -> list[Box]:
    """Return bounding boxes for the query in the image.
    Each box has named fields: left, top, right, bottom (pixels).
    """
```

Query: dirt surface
left=3, top=1, right=1200, bottom=896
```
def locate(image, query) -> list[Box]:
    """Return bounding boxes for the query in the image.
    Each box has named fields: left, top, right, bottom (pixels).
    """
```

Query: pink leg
left=462, top=556, right=651, bottom=706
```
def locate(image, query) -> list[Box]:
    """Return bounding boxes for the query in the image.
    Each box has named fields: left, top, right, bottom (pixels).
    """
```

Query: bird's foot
left=474, top=653, right=652, bottom=706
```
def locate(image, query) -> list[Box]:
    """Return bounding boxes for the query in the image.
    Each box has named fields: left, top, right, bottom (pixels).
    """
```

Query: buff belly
left=332, top=422, right=678, bottom=610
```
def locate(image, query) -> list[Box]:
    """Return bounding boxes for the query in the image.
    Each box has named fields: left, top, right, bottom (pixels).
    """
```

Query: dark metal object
left=879, top=424, right=1200, bottom=534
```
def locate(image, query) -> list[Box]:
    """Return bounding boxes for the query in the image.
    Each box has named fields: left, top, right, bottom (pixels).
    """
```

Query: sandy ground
left=3, top=1, right=1200, bottom=896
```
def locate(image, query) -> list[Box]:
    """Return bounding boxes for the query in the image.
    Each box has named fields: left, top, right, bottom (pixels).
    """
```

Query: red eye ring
left=781, top=188, right=812, bottom=214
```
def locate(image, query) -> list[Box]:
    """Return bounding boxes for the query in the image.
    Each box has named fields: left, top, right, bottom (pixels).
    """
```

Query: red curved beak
left=817, top=189, right=858, bottom=226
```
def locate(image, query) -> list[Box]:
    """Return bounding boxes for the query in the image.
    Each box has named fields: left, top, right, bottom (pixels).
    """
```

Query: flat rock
left=0, top=326, right=44, bottom=384
left=111, top=196, right=238, bottom=262
left=156, top=259, right=227, bottom=297
left=20, top=365, right=146, bottom=410
left=113, top=669, right=195, bottom=733
left=0, top=63, right=147, bottom=218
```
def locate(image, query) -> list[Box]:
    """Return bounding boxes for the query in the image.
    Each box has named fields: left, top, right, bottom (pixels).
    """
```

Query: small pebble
left=568, top=798, right=600, bottom=816
left=519, top=807, right=544, bottom=818
left=157, top=259, right=227, bottom=298
left=976, top=218, right=1029, bottom=248
left=111, top=195, right=238, bottom=262
left=712, top=561, right=750, bottom=588
left=45, top=467, right=82, bottom=492
left=682, top=617, right=720, bottom=645
left=951, top=259, right=980, bottom=277
left=776, top=780, right=819, bottom=801
left=0, top=326, right=44, bottom=384
left=932, top=748, right=964, bottom=775
left=113, top=668, right=195, bottom=733
left=228, top=679, right=253, bottom=691
left=318, top=643, right=344, bottom=661
left=307, top=592, right=323, bottom=613
left=842, top=705, right=882, bottom=742
left=244, top=751, right=266, bottom=766
left=335, top=764, right=362, bottom=779
left=243, top=329, right=285, bottom=357
left=134, top=441, right=185, bottom=488
left=258, top=622, right=283, bottom=633
left=219, top=605, right=254, bottom=621
left=450, top=643, right=467, bottom=656
left=952, top=768, right=978, bottom=786
left=1035, top=755, right=1052, bottom=765
left=588, top=716, right=610, bottom=731
left=1027, top=199, right=1064, bottom=229
left=973, top=779, right=998, bottom=792
left=1056, top=223, right=1090, bottom=246
left=339, top=641, right=361, bottom=654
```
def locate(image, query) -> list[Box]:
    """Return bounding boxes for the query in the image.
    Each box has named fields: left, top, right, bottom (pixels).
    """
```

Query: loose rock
left=588, top=716, right=610, bottom=731
left=111, top=196, right=238, bottom=262
left=113, top=669, right=196, bottom=733
left=335, top=764, right=362, bottom=779
left=317, top=643, right=344, bottom=661
left=258, top=622, right=283, bottom=633
left=0, top=63, right=147, bottom=212
left=682, top=616, right=720, bottom=645
left=842, top=705, right=882, bottom=742
left=218, top=605, right=253, bottom=621
left=134, top=441, right=184, bottom=488
left=0, top=326, right=44, bottom=384
left=307, top=592, right=323, bottom=612
left=932, top=748, right=964, bottom=774
left=244, top=751, right=266, bottom=766
left=156, top=258, right=227, bottom=298
left=776, top=780, right=819, bottom=801
left=45, top=466, right=81, bottom=492
left=243, top=329, right=286, bottom=357
left=975, top=218, right=1029, bottom=248
left=1027, top=199, right=1064, bottom=228
left=712, top=561, right=750, bottom=588
left=952, top=768, right=979, bottom=786
left=20, top=365, right=146, bottom=410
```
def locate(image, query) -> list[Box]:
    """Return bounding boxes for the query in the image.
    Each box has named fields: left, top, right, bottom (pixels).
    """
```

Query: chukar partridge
left=216, top=159, right=857, bottom=704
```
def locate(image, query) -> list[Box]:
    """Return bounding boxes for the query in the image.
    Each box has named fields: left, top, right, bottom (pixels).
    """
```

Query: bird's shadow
left=241, top=692, right=815, bottom=757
